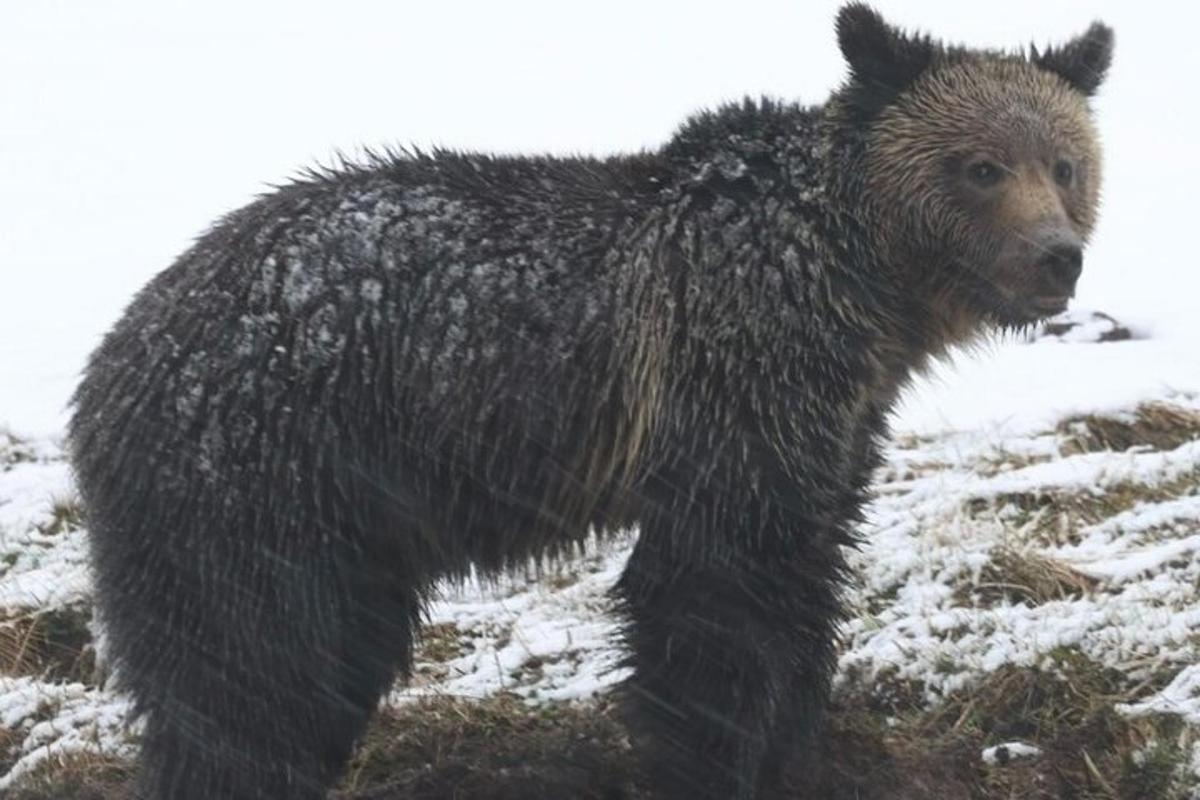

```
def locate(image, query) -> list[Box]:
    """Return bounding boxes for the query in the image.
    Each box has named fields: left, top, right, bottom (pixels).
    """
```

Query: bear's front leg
left=615, top=489, right=846, bottom=800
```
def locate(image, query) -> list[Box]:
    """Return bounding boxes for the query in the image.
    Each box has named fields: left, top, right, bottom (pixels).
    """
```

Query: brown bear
left=69, top=4, right=1111, bottom=799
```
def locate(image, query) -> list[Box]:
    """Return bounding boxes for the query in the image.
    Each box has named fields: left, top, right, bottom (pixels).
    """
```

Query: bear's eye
left=1054, top=159, right=1074, bottom=187
left=967, top=161, right=1004, bottom=187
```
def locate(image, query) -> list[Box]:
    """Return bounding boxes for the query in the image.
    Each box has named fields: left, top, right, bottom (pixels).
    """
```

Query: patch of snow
left=0, top=677, right=136, bottom=792
left=1032, top=309, right=1134, bottom=344
left=393, top=537, right=633, bottom=704
left=982, top=741, right=1043, bottom=766
left=1072, top=534, right=1200, bottom=583
left=972, top=440, right=1200, bottom=499
left=840, top=415, right=1200, bottom=702
left=1119, top=665, right=1200, bottom=727
left=0, top=441, right=91, bottom=612
left=0, top=461, right=73, bottom=536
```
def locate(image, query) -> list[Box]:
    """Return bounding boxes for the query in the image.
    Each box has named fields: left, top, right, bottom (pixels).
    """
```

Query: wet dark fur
left=69, top=5, right=1111, bottom=799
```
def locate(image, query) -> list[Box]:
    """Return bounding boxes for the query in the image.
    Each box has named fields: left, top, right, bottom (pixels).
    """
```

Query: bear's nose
left=1044, top=243, right=1083, bottom=289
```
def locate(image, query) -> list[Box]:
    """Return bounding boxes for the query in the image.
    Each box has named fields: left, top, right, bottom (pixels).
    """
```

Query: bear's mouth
left=953, top=264, right=1069, bottom=326
left=1026, top=294, right=1071, bottom=316
left=1001, top=294, right=1071, bottom=325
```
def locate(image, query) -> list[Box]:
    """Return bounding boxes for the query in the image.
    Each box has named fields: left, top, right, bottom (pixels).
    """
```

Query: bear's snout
left=1038, top=236, right=1084, bottom=295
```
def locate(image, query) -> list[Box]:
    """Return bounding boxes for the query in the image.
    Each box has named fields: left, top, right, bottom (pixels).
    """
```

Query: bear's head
left=834, top=3, right=1113, bottom=331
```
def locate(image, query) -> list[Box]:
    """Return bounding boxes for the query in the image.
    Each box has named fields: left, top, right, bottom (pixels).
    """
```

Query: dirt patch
left=335, top=693, right=980, bottom=800
left=336, top=693, right=642, bottom=800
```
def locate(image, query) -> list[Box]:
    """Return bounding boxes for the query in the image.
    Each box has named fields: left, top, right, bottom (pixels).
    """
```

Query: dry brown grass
left=961, top=400, right=1200, bottom=547
left=831, top=648, right=1194, bottom=800
left=414, top=622, right=468, bottom=664
left=1058, top=402, right=1200, bottom=456
left=37, top=495, right=85, bottom=537
left=969, top=470, right=1200, bottom=548
left=957, top=651, right=1193, bottom=800
left=968, top=546, right=1099, bottom=606
left=3, top=753, right=134, bottom=800
left=0, top=606, right=96, bottom=685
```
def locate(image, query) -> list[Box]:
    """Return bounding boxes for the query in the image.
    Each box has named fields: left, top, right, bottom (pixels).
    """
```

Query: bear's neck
left=656, top=97, right=983, bottom=409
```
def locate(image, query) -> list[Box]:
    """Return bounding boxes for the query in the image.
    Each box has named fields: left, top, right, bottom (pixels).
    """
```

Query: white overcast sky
left=1, top=1, right=1196, bottom=434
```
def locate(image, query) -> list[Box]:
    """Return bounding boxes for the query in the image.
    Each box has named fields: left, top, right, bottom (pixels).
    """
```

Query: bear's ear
left=836, top=3, right=935, bottom=93
left=1034, top=22, right=1114, bottom=96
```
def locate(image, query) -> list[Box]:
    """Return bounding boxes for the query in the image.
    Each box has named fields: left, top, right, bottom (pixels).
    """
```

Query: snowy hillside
left=1, top=364, right=1198, bottom=798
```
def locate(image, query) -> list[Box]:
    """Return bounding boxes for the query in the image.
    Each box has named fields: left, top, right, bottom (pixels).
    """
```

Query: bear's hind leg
left=104, top=526, right=421, bottom=800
